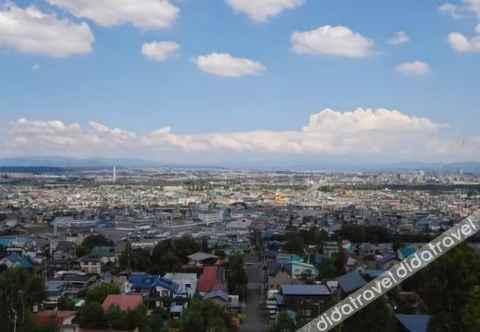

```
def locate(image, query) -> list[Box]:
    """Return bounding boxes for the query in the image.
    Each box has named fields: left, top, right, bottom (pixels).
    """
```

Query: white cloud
left=193, top=53, right=266, bottom=77
left=448, top=32, right=480, bottom=52
left=439, top=3, right=463, bottom=18
left=388, top=31, right=410, bottom=45
left=5, top=108, right=478, bottom=163
left=291, top=25, right=374, bottom=58
left=395, top=61, right=431, bottom=76
left=0, top=5, right=93, bottom=57
left=142, top=41, right=179, bottom=62
left=439, top=0, right=480, bottom=18
left=46, top=0, right=179, bottom=29
left=226, top=0, right=303, bottom=22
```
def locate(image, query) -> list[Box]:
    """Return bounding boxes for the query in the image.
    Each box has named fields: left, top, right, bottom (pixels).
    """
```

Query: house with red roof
left=33, top=310, right=76, bottom=332
left=197, top=266, right=225, bottom=294
left=102, top=294, right=143, bottom=312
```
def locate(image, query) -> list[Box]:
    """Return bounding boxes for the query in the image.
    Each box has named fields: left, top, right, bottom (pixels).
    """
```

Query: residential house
left=54, top=271, right=94, bottom=296
left=336, top=270, right=367, bottom=296
left=90, top=246, right=117, bottom=264
left=323, top=241, right=340, bottom=258
left=203, top=290, right=240, bottom=312
left=164, top=273, right=198, bottom=299
left=269, top=271, right=299, bottom=290
left=78, top=256, right=102, bottom=274
left=286, top=261, right=318, bottom=279
left=44, top=281, right=66, bottom=308
left=126, top=273, right=179, bottom=308
left=187, top=252, right=218, bottom=267
left=396, top=314, right=432, bottom=332
left=102, top=294, right=143, bottom=312
left=0, top=253, right=33, bottom=269
left=278, top=284, right=332, bottom=320
left=33, top=310, right=77, bottom=332
left=197, top=266, right=225, bottom=295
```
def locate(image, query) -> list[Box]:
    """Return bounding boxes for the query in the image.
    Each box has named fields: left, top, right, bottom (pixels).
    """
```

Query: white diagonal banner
left=297, top=211, right=480, bottom=332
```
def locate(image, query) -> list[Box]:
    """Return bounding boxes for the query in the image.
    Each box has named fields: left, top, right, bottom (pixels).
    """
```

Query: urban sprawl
left=1, top=167, right=480, bottom=332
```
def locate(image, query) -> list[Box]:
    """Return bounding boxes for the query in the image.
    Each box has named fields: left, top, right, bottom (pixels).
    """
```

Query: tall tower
left=113, top=166, right=117, bottom=183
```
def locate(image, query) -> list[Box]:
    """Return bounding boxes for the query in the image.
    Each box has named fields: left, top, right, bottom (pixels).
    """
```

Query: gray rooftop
left=282, top=284, right=331, bottom=296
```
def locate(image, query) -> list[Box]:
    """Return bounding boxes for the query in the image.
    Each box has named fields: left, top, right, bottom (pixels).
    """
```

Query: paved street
left=240, top=254, right=268, bottom=332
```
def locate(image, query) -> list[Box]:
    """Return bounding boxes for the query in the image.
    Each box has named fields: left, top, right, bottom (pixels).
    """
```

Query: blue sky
left=0, top=0, right=479, bottom=165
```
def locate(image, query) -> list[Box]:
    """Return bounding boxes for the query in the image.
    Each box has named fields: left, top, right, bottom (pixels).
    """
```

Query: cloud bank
left=0, top=5, right=94, bottom=57
left=46, top=0, right=179, bottom=29
left=2, top=109, right=478, bottom=163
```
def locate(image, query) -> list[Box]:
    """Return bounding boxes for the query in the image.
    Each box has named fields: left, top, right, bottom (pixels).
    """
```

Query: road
left=240, top=254, right=268, bottom=332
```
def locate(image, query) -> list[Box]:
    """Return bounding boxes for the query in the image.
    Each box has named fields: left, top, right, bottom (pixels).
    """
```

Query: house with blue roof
left=0, top=235, right=31, bottom=247
left=0, top=253, right=33, bottom=269
left=127, top=273, right=180, bottom=301
left=398, top=245, right=417, bottom=260
left=336, top=270, right=367, bottom=296
left=396, top=314, right=432, bottom=332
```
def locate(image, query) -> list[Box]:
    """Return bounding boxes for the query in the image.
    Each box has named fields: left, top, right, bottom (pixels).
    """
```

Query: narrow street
left=240, top=254, right=268, bottom=332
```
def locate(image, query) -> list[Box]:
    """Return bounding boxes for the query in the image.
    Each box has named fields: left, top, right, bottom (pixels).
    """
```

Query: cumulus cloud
left=448, top=32, right=480, bottom=52
left=142, top=41, right=179, bottom=62
left=0, top=5, right=94, bottom=57
left=193, top=53, right=266, bottom=77
left=388, top=31, right=410, bottom=45
left=4, top=108, right=478, bottom=163
left=395, top=61, right=431, bottom=76
left=439, top=0, right=480, bottom=18
left=226, top=0, right=303, bottom=22
left=46, top=0, right=179, bottom=29
left=291, top=25, right=374, bottom=58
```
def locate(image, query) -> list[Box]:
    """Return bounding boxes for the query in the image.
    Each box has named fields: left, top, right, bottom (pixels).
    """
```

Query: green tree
left=57, top=296, right=76, bottom=310
left=105, top=305, right=125, bottom=330
left=181, top=300, right=236, bottom=332
left=316, top=257, right=337, bottom=280
left=0, top=268, right=46, bottom=332
left=464, top=288, right=480, bottom=331
left=86, top=282, right=120, bottom=304
left=343, top=296, right=394, bottom=332
left=119, top=244, right=152, bottom=272
left=284, top=235, right=305, bottom=256
left=403, top=244, right=480, bottom=332
left=77, top=302, right=105, bottom=329
left=226, top=255, right=248, bottom=299
left=78, top=234, right=114, bottom=256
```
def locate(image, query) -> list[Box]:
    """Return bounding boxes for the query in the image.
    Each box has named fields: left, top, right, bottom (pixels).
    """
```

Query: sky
left=0, top=0, right=479, bottom=166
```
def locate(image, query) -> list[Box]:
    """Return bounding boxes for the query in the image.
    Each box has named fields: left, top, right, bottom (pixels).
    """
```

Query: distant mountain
left=0, top=157, right=227, bottom=170
left=441, top=162, right=480, bottom=174
left=0, top=157, right=152, bottom=168
left=1, top=157, right=479, bottom=173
